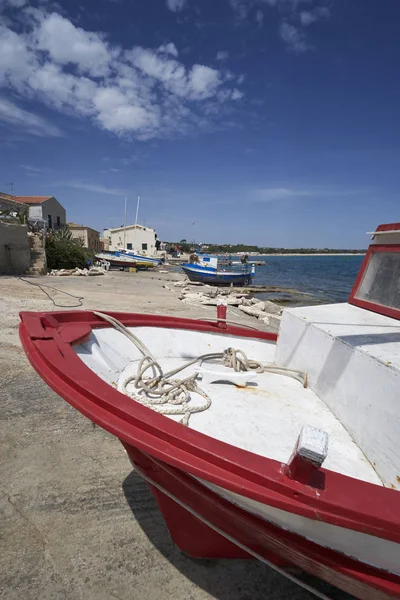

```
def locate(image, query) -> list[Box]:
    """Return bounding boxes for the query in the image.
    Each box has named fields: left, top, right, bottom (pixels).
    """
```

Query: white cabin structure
left=103, top=224, right=157, bottom=255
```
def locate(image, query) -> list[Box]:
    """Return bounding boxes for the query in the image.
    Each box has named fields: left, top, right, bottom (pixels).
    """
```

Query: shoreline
left=254, top=253, right=365, bottom=257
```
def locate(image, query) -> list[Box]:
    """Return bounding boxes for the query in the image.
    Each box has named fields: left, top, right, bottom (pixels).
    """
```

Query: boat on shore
left=19, top=222, right=400, bottom=600
left=182, top=255, right=254, bottom=286
left=120, top=250, right=162, bottom=266
left=95, top=251, right=156, bottom=271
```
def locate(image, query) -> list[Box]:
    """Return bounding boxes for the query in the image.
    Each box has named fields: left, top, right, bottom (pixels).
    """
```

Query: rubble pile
left=174, top=280, right=283, bottom=327
left=48, top=266, right=106, bottom=277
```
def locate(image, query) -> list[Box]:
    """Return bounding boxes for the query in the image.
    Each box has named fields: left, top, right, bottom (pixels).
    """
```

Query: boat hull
left=18, top=310, right=400, bottom=600
left=182, top=265, right=252, bottom=286
left=125, top=445, right=399, bottom=600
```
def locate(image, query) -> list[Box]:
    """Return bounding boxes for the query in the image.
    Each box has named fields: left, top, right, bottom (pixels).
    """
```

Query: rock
left=87, top=270, right=104, bottom=276
left=188, top=281, right=204, bottom=286
left=240, top=298, right=252, bottom=307
left=252, top=301, right=266, bottom=311
left=158, top=269, right=168, bottom=273
left=174, top=281, right=188, bottom=287
left=182, top=292, right=206, bottom=303
left=238, top=304, right=266, bottom=318
left=261, top=314, right=282, bottom=330
left=263, top=300, right=283, bottom=315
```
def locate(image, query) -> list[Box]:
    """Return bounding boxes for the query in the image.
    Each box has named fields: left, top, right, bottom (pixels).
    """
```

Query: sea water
left=252, top=255, right=364, bottom=304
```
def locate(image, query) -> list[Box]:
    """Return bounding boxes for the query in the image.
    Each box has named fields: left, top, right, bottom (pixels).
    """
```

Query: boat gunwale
left=19, top=309, right=400, bottom=546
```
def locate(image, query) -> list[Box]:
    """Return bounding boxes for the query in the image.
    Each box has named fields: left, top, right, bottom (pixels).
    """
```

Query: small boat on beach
left=95, top=251, right=155, bottom=271
left=120, top=250, right=162, bottom=266
left=182, top=255, right=254, bottom=286
left=19, top=222, right=400, bottom=600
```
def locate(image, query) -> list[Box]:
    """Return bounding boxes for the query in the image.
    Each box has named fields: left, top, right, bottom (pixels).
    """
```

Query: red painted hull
left=18, top=310, right=400, bottom=600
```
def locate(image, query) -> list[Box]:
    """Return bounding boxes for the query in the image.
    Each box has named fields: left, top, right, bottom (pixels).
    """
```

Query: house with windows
left=1, top=194, right=66, bottom=229
left=68, top=223, right=101, bottom=251
left=102, top=224, right=157, bottom=255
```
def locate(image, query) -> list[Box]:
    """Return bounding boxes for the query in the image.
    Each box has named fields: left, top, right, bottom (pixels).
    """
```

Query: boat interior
left=75, top=325, right=384, bottom=488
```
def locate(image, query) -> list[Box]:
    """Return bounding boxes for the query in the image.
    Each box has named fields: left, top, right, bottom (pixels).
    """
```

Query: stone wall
left=0, top=223, right=31, bottom=274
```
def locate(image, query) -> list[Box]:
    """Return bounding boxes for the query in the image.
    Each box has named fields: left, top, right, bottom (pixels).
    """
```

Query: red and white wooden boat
left=19, top=223, right=400, bottom=599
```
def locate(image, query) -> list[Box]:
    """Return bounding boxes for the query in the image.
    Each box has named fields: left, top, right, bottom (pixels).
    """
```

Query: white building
left=102, top=224, right=157, bottom=255
left=8, top=195, right=66, bottom=229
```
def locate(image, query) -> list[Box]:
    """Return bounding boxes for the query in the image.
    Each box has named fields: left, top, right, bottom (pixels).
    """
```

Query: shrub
left=46, top=231, right=93, bottom=270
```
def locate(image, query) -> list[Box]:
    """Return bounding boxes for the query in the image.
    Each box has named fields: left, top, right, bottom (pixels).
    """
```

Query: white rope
left=93, top=312, right=308, bottom=425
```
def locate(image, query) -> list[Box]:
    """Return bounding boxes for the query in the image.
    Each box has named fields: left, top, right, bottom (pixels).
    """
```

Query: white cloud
left=0, top=95, right=62, bottom=136
left=0, top=0, right=26, bottom=7
left=230, top=0, right=330, bottom=51
left=300, top=11, right=317, bottom=26
left=62, top=182, right=127, bottom=196
left=280, top=22, right=308, bottom=52
left=216, top=50, right=229, bottom=61
left=0, top=7, right=243, bottom=139
left=231, top=88, right=244, bottom=100
left=189, top=65, right=221, bottom=98
left=251, top=185, right=369, bottom=202
left=300, top=7, right=330, bottom=26
left=157, top=42, right=178, bottom=57
left=255, top=9, right=264, bottom=25
left=35, top=13, right=114, bottom=77
left=166, top=0, right=187, bottom=12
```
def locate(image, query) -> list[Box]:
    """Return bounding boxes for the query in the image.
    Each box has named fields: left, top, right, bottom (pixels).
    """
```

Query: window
left=355, top=251, right=400, bottom=309
left=142, top=243, right=148, bottom=251
left=349, top=244, right=400, bottom=319
left=48, top=214, right=52, bottom=229
left=127, top=243, right=132, bottom=249
left=56, top=216, right=61, bottom=229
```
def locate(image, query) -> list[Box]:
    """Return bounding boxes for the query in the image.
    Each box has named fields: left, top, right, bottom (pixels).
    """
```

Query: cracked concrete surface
left=0, top=272, right=350, bottom=599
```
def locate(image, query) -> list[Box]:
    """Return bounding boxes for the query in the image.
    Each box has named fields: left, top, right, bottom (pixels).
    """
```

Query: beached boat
left=95, top=251, right=155, bottom=270
left=182, top=255, right=254, bottom=286
left=120, top=250, right=162, bottom=266
left=19, top=222, right=400, bottom=600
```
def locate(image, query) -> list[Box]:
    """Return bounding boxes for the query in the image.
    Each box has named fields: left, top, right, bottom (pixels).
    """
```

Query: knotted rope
left=93, top=312, right=307, bottom=425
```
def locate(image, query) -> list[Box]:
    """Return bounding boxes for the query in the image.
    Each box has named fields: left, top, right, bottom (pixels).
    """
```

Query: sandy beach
left=0, top=270, right=342, bottom=600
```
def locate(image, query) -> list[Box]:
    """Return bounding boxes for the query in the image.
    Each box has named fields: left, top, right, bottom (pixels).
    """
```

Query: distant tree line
left=166, top=240, right=366, bottom=255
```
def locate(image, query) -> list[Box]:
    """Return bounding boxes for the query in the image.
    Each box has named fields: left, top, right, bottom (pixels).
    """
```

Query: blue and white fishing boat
left=182, top=255, right=254, bottom=286
left=120, top=250, right=162, bottom=266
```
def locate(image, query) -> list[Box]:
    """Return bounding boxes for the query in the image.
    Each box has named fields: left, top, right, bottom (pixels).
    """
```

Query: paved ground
left=0, top=271, right=350, bottom=599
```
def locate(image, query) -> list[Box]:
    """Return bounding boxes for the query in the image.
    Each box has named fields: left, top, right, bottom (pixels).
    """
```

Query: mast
left=123, top=196, right=127, bottom=249
left=133, top=195, right=140, bottom=252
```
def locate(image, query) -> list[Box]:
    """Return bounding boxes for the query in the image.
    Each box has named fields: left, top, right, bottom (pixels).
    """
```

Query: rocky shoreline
left=163, top=279, right=289, bottom=330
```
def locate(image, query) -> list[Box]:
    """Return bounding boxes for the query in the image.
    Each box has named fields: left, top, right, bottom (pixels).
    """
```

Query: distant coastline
left=256, top=253, right=366, bottom=257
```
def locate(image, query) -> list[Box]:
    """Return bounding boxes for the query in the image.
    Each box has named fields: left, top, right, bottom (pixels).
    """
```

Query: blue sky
left=0, top=0, right=399, bottom=248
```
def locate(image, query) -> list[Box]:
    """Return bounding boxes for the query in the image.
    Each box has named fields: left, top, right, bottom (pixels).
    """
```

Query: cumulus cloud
left=230, top=0, right=330, bottom=52
left=216, top=50, right=229, bottom=61
left=300, top=6, right=330, bottom=26
left=35, top=13, right=114, bottom=77
left=280, top=22, right=308, bottom=52
left=157, top=42, right=178, bottom=57
left=166, top=0, right=187, bottom=12
left=0, top=7, right=243, bottom=139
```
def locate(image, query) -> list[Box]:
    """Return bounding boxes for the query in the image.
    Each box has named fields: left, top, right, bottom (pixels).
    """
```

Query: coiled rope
left=93, top=311, right=307, bottom=425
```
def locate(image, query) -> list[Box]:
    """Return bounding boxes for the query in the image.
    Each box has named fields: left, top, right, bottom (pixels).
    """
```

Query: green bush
left=46, top=235, right=93, bottom=270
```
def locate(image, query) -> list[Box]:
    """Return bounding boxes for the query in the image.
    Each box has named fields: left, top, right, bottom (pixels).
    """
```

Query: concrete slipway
left=0, top=272, right=350, bottom=599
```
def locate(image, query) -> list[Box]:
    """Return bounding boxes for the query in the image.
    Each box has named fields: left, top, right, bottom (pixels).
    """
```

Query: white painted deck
left=75, top=326, right=382, bottom=487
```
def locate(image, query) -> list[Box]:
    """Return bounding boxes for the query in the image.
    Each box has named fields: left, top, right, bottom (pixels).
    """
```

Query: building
left=102, top=224, right=157, bottom=255
left=68, top=223, right=101, bottom=251
left=1, top=194, right=66, bottom=229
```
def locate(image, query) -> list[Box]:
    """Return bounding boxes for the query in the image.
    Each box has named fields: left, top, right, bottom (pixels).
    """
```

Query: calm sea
left=252, top=255, right=365, bottom=305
